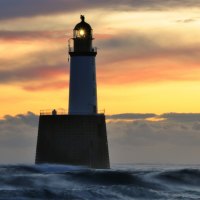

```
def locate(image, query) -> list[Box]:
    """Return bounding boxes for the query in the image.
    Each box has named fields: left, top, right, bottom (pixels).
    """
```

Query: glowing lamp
left=79, top=29, right=85, bottom=36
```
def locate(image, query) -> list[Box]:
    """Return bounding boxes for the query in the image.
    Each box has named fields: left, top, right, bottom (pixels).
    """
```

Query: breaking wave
left=0, top=164, right=200, bottom=199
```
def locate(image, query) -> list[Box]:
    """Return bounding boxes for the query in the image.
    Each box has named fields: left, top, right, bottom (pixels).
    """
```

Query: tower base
left=35, top=114, right=110, bottom=169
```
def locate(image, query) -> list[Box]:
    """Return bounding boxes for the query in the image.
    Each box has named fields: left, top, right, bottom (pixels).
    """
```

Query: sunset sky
left=1, top=0, right=200, bottom=117
left=1, top=1, right=200, bottom=164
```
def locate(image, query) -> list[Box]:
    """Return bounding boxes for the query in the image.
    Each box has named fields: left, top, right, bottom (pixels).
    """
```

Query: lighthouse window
left=75, top=29, right=86, bottom=38
left=79, top=29, right=85, bottom=36
left=74, top=29, right=86, bottom=38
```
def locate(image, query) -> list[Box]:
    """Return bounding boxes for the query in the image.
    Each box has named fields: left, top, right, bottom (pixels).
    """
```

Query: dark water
left=0, top=164, right=200, bottom=199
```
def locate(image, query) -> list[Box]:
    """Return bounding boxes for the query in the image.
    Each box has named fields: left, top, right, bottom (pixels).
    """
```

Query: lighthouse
left=69, top=15, right=97, bottom=115
left=35, top=16, right=110, bottom=168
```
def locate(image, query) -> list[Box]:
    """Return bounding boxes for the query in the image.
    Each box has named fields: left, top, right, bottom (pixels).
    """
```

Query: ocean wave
left=0, top=164, right=200, bottom=199
left=156, top=168, right=200, bottom=185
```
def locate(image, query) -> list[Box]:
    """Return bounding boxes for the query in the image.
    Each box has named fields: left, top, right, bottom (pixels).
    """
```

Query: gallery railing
left=40, top=109, right=67, bottom=116
left=40, top=109, right=105, bottom=115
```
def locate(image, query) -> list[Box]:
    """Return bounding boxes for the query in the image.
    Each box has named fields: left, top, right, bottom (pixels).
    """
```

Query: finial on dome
left=80, top=15, right=85, bottom=22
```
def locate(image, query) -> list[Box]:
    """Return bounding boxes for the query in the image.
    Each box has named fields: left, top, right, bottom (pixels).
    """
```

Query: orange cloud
left=23, top=80, right=68, bottom=91
left=97, top=58, right=200, bottom=85
left=0, top=30, right=67, bottom=43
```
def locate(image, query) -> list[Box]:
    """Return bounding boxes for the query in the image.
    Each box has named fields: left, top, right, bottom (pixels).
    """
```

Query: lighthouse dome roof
left=74, top=15, right=92, bottom=31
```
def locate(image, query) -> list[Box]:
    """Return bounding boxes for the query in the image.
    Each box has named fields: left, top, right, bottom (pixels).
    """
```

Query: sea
left=0, top=164, right=200, bottom=200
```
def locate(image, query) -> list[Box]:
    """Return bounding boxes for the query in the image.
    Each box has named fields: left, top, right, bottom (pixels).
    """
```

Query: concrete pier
left=35, top=114, right=110, bottom=169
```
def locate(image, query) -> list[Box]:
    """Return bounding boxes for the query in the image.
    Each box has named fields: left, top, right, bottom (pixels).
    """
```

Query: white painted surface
left=69, top=56, right=97, bottom=114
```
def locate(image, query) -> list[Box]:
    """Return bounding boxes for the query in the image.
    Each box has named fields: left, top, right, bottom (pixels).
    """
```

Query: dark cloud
left=0, top=30, right=66, bottom=41
left=1, top=112, right=200, bottom=164
left=3, top=30, right=200, bottom=66
left=0, top=112, right=38, bottom=164
left=0, top=0, right=199, bottom=20
left=107, top=112, right=200, bottom=122
left=0, top=30, right=69, bottom=89
left=98, top=33, right=200, bottom=62
left=0, top=33, right=68, bottom=85
left=108, top=117, right=200, bottom=164
left=0, top=64, right=66, bottom=84
left=160, top=113, right=200, bottom=122
left=3, top=112, right=38, bottom=127
left=1, top=30, right=200, bottom=88
left=192, top=122, right=200, bottom=130
left=107, top=113, right=156, bottom=120
left=108, top=120, right=200, bottom=146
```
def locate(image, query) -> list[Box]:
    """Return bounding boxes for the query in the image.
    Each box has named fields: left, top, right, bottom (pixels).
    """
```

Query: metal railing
left=40, top=109, right=105, bottom=116
left=40, top=108, right=67, bottom=116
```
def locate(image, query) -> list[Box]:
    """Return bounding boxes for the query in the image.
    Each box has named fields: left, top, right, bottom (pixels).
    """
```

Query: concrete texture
left=35, top=114, right=110, bottom=169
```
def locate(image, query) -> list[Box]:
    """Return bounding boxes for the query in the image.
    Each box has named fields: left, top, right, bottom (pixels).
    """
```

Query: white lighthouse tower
left=69, top=15, right=97, bottom=114
left=35, top=15, right=110, bottom=169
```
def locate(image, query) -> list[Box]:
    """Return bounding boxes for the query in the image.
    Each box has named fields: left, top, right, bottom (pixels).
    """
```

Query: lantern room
left=73, top=15, right=93, bottom=52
